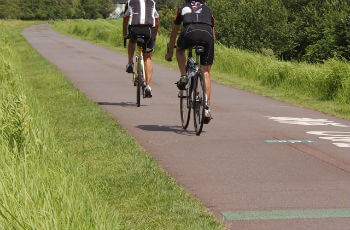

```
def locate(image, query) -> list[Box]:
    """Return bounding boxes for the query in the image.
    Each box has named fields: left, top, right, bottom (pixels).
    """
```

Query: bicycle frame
left=186, top=49, right=201, bottom=107
left=125, top=36, right=146, bottom=107
left=167, top=43, right=207, bottom=135
left=134, top=46, right=145, bottom=84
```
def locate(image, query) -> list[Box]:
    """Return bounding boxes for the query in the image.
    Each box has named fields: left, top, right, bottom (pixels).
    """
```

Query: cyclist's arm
left=123, top=3, right=130, bottom=37
left=213, top=27, right=216, bottom=43
left=123, top=16, right=129, bottom=37
left=168, top=24, right=180, bottom=51
left=153, top=18, right=160, bottom=39
left=211, top=11, right=216, bottom=43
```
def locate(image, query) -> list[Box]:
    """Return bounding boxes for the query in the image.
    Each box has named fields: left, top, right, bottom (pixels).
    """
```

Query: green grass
left=0, top=20, right=224, bottom=230
left=52, top=19, right=350, bottom=120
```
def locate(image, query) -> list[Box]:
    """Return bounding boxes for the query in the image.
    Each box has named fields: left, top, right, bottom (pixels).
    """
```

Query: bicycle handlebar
left=124, top=37, right=127, bottom=48
left=166, top=43, right=177, bottom=62
left=124, top=34, right=130, bottom=48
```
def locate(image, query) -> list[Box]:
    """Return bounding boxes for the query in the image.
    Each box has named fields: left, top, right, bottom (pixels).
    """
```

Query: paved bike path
left=23, top=25, right=350, bottom=230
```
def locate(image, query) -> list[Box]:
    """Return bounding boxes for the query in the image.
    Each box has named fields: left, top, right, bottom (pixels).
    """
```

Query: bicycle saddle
left=194, top=46, right=205, bottom=55
left=136, top=36, right=145, bottom=47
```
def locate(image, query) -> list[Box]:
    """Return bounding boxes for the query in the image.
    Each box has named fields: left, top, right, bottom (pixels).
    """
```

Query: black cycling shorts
left=129, top=26, right=155, bottom=53
left=177, top=24, right=214, bottom=66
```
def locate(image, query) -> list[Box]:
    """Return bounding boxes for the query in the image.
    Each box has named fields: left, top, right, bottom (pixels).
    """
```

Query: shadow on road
left=137, top=125, right=196, bottom=135
left=98, top=102, right=148, bottom=107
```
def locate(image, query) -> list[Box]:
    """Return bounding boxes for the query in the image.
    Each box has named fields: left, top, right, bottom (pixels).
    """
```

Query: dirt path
left=23, top=24, right=350, bottom=230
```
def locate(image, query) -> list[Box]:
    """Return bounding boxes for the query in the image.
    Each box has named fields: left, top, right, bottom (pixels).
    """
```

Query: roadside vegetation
left=1, top=0, right=349, bottom=229
left=52, top=19, right=350, bottom=119
left=0, top=0, right=114, bottom=19
left=157, top=0, right=350, bottom=62
left=2, top=0, right=349, bottom=62
left=0, top=21, right=224, bottom=230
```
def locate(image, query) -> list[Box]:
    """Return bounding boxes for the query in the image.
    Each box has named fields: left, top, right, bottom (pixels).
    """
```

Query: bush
left=208, top=0, right=294, bottom=59
left=207, top=0, right=350, bottom=62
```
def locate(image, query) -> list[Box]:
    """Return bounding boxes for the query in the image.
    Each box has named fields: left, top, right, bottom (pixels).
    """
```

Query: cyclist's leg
left=176, top=47, right=186, bottom=76
left=197, top=29, right=214, bottom=121
left=143, top=51, right=153, bottom=86
left=128, top=41, right=136, bottom=64
left=175, top=31, right=190, bottom=89
left=143, top=52, right=153, bottom=97
left=198, top=30, right=214, bottom=107
left=176, top=26, right=191, bottom=76
left=201, top=65, right=212, bottom=106
left=128, top=26, right=137, bottom=63
left=142, top=27, right=155, bottom=97
left=126, top=26, right=137, bottom=73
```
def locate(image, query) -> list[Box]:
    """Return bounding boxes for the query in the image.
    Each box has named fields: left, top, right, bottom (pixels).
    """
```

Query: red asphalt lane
left=23, top=24, right=350, bottom=230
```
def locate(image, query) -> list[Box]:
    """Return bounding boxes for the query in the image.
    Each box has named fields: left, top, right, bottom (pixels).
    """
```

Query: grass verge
left=0, top=20, right=224, bottom=230
left=52, top=19, right=350, bottom=120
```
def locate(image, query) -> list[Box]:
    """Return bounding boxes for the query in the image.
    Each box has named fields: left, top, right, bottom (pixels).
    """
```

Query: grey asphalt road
left=23, top=24, right=350, bottom=230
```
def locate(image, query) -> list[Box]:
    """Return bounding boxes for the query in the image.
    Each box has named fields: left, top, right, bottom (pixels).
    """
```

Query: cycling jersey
left=174, top=1, right=215, bottom=27
left=124, top=0, right=159, bottom=27
left=174, top=1, right=216, bottom=66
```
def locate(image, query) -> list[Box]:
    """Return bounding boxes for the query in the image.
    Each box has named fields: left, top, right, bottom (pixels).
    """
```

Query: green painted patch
left=264, top=140, right=316, bottom=144
left=222, top=209, right=350, bottom=221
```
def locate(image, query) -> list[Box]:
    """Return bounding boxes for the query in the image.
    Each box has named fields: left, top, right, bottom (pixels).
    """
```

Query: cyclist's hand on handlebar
left=165, top=52, right=173, bottom=62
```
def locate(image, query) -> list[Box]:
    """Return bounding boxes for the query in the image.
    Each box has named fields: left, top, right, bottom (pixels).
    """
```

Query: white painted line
left=307, top=131, right=350, bottom=148
left=266, top=116, right=349, bottom=127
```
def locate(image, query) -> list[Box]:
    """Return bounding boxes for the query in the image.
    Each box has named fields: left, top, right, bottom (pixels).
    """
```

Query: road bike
left=124, top=36, right=146, bottom=107
left=168, top=45, right=207, bottom=136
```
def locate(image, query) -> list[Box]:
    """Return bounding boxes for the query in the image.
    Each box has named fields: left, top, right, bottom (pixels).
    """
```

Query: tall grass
left=52, top=19, right=350, bottom=119
left=0, top=23, right=119, bottom=230
left=1, top=20, right=224, bottom=230
left=214, top=46, right=350, bottom=103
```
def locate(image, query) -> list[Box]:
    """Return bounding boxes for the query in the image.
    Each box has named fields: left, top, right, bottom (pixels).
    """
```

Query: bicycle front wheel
left=180, top=88, right=191, bottom=129
left=193, top=69, right=206, bottom=136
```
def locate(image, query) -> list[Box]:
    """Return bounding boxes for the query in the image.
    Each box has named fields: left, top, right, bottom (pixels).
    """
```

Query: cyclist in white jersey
left=123, top=0, right=160, bottom=98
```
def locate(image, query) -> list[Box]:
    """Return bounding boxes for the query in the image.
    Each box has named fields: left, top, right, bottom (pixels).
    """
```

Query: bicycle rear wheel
left=136, top=71, right=142, bottom=107
left=193, top=69, right=206, bottom=136
left=180, top=88, right=191, bottom=129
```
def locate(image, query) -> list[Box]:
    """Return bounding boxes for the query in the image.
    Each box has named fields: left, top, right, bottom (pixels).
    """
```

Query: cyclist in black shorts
left=165, top=0, right=215, bottom=122
left=123, top=0, right=160, bottom=98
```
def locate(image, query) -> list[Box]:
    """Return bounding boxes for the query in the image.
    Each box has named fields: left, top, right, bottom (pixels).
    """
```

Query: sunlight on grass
left=0, top=20, right=224, bottom=230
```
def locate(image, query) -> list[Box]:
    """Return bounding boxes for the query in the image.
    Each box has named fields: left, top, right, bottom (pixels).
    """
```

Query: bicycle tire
left=136, top=56, right=145, bottom=107
left=136, top=70, right=142, bottom=107
left=136, top=76, right=141, bottom=107
left=193, top=69, right=206, bottom=136
left=180, top=87, right=191, bottom=129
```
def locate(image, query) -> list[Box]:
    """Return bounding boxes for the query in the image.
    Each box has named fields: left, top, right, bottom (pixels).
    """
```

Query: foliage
left=156, top=0, right=181, bottom=9
left=2, top=0, right=350, bottom=62
left=303, top=1, right=350, bottom=62
left=205, top=0, right=350, bottom=62
left=207, top=0, right=294, bottom=59
left=0, top=0, right=114, bottom=19
left=158, top=6, right=177, bottom=36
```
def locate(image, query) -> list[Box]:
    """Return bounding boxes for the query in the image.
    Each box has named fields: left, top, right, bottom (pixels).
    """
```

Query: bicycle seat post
left=188, top=48, right=193, bottom=58
left=194, top=46, right=205, bottom=65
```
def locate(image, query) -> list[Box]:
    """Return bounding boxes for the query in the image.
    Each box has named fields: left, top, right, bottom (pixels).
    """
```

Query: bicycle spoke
left=180, top=88, right=191, bottom=129
left=193, top=70, right=206, bottom=136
